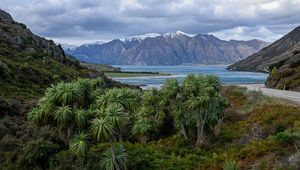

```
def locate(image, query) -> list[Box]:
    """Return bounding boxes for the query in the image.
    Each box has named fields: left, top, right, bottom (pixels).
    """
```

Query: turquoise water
left=112, top=65, right=268, bottom=88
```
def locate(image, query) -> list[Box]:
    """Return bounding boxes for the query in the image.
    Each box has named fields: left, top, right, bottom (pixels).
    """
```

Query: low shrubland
left=1, top=79, right=300, bottom=169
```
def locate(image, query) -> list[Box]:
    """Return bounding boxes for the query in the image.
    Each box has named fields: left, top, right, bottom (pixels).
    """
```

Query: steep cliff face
left=227, top=26, right=300, bottom=72
left=0, top=9, right=102, bottom=99
left=227, top=26, right=300, bottom=91
left=65, top=32, right=269, bottom=65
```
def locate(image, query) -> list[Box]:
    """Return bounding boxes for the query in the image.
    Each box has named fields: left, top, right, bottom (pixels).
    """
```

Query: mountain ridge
left=64, top=32, right=270, bottom=65
left=227, top=26, right=300, bottom=91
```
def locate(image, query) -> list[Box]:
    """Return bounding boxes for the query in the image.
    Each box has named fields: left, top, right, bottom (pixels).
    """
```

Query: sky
left=1, top=0, right=300, bottom=45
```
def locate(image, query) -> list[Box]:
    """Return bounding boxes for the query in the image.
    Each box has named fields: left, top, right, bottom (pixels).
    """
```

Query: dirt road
left=239, top=84, right=300, bottom=104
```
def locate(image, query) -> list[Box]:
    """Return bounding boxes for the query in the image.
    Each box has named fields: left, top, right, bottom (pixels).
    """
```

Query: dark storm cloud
left=1, top=0, right=300, bottom=44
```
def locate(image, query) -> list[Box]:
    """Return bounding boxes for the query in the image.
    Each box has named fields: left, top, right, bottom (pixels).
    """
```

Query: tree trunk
left=180, top=122, right=188, bottom=140
left=213, top=116, right=224, bottom=137
left=139, top=135, right=147, bottom=144
left=81, top=157, right=84, bottom=166
left=118, top=129, right=123, bottom=143
left=109, top=137, right=120, bottom=170
left=196, top=109, right=202, bottom=146
left=67, top=125, right=74, bottom=141
left=196, top=109, right=207, bottom=147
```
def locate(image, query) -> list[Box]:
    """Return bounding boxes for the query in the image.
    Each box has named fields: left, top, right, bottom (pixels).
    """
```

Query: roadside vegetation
left=1, top=76, right=300, bottom=169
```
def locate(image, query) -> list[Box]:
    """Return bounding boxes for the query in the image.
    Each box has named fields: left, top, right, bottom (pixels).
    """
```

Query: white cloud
left=0, top=0, right=299, bottom=44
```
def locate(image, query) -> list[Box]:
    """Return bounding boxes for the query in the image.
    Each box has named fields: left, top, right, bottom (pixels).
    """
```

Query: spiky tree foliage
left=132, top=109, right=154, bottom=144
left=97, top=88, right=141, bottom=118
left=50, top=81, right=84, bottom=106
left=143, top=88, right=161, bottom=117
left=182, top=74, right=198, bottom=95
left=54, top=105, right=72, bottom=127
left=70, top=131, right=90, bottom=164
left=173, top=101, right=190, bottom=140
left=106, top=104, right=128, bottom=142
left=28, top=78, right=104, bottom=142
left=100, top=145, right=127, bottom=170
left=90, top=106, right=128, bottom=170
left=206, top=75, right=221, bottom=92
left=207, top=95, right=229, bottom=137
left=118, top=88, right=141, bottom=114
left=161, top=78, right=180, bottom=101
left=187, top=93, right=211, bottom=146
left=74, top=109, right=91, bottom=128
left=90, top=117, right=114, bottom=142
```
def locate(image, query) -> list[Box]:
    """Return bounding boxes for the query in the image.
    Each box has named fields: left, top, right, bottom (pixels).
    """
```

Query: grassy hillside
left=0, top=13, right=107, bottom=100
left=266, top=46, right=300, bottom=91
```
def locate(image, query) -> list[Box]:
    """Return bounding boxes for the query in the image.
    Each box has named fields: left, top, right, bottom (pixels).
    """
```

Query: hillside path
left=238, top=84, right=300, bottom=104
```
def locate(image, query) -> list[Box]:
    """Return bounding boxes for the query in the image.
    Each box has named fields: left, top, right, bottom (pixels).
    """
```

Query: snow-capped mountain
left=162, top=30, right=193, bottom=38
left=65, top=31, right=270, bottom=65
left=123, top=33, right=161, bottom=42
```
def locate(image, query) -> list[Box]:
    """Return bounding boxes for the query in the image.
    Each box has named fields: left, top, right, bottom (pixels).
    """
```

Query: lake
left=112, top=65, right=268, bottom=89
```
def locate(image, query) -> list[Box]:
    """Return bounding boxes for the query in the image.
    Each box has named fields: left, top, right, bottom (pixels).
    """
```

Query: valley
left=0, top=3, right=300, bottom=170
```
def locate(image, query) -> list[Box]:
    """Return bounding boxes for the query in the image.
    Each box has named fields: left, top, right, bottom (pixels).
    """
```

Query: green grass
left=80, top=63, right=121, bottom=72
left=104, top=71, right=169, bottom=78
left=81, top=62, right=170, bottom=78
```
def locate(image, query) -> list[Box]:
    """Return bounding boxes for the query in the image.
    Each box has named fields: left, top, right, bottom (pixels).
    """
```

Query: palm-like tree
left=206, top=75, right=221, bottom=92
left=90, top=117, right=114, bottom=142
left=106, top=104, right=127, bottom=142
left=118, top=88, right=141, bottom=113
left=54, top=105, right=75, bottom=140
left=207, top=95, right=228, bottom=137
left=187, top=93, right=210, bottom=146
left=173, top=102, right=189, bottom=140
left=132, top=114, right=153, bottom=144
left=161, top=78, right=180, bottom=100
left=143, top=88, right=162, bottom=121
left=100, top=145, right=127, bottom=170
left=53, top=82, right=84, bottom=106
left=97, top=88, right=141, bottom=129
left=27, top=99, right=53, bottom=126
left=74, top=109, right=91, bottom=128
left=90, top=112, right=126, bottom=170
left=70, top=131, right=90, bottom=165
left=54, top=105, right=73, bottom=126
left=182, top=74, right=198, bottom=95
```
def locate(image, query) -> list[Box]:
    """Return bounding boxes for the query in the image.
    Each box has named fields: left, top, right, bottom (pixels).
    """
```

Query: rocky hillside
left=0, top=9, right=104, bottom=100
left=65, top=31, right=269, bottom=65
left=227, top=26, right=300, bottom=91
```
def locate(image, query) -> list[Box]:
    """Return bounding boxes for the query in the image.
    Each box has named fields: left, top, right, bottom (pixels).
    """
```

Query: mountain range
left=228, top=26, right=300, bottom=91
left=64, top=31, right=270, bottom=65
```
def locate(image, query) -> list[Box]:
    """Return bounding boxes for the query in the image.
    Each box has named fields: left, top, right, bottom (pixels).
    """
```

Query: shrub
left=222, top=160, right=240, bottom=170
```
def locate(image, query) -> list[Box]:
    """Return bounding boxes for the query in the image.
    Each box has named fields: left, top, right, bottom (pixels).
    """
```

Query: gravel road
left=238, top=84, right=300, bottom=104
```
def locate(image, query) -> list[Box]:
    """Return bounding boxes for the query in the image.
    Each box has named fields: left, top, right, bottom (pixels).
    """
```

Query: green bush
left=222, top=160, right=240, bottom=170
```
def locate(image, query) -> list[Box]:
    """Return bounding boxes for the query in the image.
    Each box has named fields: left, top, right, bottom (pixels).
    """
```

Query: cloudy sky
left=1, top=0, right=300, bottom=45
